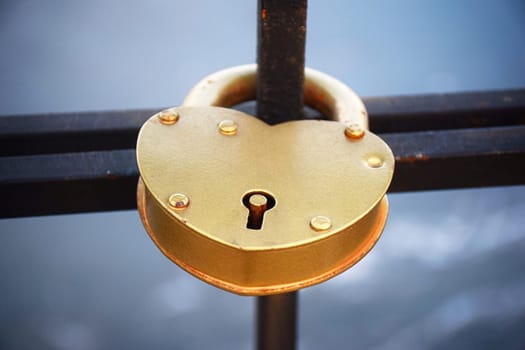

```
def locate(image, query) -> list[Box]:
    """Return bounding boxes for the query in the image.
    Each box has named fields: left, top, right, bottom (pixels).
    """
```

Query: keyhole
left=242, top=191, right=276, bottom=230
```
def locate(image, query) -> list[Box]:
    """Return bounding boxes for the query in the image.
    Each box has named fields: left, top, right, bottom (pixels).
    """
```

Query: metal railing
left=1, top=1, right=524, bottom=349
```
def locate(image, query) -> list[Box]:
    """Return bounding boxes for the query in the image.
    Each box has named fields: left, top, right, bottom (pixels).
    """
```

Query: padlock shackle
left=182, top=64, right=369, bottom=129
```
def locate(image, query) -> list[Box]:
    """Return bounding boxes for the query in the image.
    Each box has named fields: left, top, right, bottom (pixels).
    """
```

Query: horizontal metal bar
left=2, top=126, right=524, bottom=218
left=1, top=150, right=138, bottom=217
left=0, top=108, right=158, bottom=157
left=383, top=126, right=525, bottom=192
left=1, top=89, right=524, bottom=157
left=366, top=88, right=525, bottom=133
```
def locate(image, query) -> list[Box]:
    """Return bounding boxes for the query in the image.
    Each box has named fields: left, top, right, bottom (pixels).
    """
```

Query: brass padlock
left=137, top=64, right=394, bottom=295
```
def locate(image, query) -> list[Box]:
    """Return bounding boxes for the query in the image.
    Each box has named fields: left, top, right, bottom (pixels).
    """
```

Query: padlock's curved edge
left=137, top=178, right=389, bottom=296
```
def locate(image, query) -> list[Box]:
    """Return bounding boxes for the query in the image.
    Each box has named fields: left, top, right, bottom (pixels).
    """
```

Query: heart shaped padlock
left=137, top=65, right=394, bottom=295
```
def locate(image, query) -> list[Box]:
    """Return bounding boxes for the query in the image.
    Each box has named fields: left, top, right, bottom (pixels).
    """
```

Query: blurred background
left=1, top=1, right=525, bottom=349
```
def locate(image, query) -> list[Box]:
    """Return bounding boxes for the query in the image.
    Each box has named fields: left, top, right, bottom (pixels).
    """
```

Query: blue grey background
left=1, top=1, right=525, bottom=349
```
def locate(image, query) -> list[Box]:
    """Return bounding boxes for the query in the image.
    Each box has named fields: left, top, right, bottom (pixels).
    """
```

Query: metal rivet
left=218, top=119, right=238, bottom=135
left=344, top=124, right=365, bottom=140
left=367, top=155, right=384, bottom=168
left=168, top=193, right=190, bottom=210
left=310, top=216, right=332, bottom=232
left=158, top=110, right=179, bottom=125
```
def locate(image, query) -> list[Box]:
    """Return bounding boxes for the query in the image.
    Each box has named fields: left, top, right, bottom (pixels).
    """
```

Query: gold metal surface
left=248, top=194, right=268, bottom=208
left=367, top=155, right=384, bottom=169
left=309, top=216, right=333, bottom=232
left=136, top=106, right=394, bottom=295
left=157, top=109, right=180, bottom=125
left=168, top=193, right=190, bottom=210
left=344, top=124, right=365, bottom=140
left=136, top=64, right=394, bottom=295
left=218, top=119, right=238, bottom=135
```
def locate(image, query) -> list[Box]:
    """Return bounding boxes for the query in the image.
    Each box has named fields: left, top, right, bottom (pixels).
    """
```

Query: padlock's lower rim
left=137, top=178, right=388, bottom=296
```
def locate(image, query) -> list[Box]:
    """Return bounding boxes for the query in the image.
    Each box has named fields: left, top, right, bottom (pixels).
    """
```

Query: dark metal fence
left=2, top=88, right=524, bottom=218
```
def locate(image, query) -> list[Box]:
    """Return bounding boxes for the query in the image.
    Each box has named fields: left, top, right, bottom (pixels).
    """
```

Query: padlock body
left=136, top=106, right=394, bottom=295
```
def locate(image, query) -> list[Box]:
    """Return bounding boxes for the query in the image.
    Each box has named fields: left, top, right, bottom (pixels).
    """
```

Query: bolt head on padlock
left=136, top=65, right=394, bottom=296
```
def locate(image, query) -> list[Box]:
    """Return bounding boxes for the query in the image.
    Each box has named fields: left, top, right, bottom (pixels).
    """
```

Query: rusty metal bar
left=4, top=89, right=525, bottom=156
left=2, top=89, right=524, bottom=157
left=1, top=126, right=524, bottom=218
left=256, top=0, right=307, bottom=125
left=255, top=0, right=307, bottom=349
left=257, top=293, right=298, bottom=350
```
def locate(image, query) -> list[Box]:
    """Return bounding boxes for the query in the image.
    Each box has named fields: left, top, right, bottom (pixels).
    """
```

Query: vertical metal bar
left=257, top=293, right=298, bottom=350
left=256, top=0, right=307, bottom=125
left=255, top=1, right=307, bottom=349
